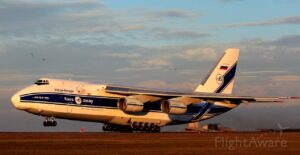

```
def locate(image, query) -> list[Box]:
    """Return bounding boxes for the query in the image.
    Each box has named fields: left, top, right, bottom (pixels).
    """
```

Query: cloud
left=112, top=34, right=300, bottom=74
left=62, top=9, right=110, bottom=20
left=151, top=28, right=210, bottom=40
left=241, top=70, right=288, bottom=76
left=0, top=86, right=24, bottom=96
left=236, top=75, right=300, bottom=97
left=0, top=1, right=207, bottom=46
left=0, top=0, right=103, bottom=25
left=271, top=75, right=300, bottom=82
left=145, top=59, right=170, bottom=67
left=0, top=0, right=110, bottom=38
left=120, top=25, right=145, bottom=32
left=116, top=57, right=172, bottom=72
left=272, top=35, right=300, bottom=47
left=109, top=53, right=141, bottom=59
left=177, top=47, right=217, bottom=61
left=226, top=16, right=300, bottom=28
left=147, top=9, right=198, bottom=19
left=114, top=46, right=218, bottom=72
left=115, top=67, right=157, bottom=72
left=229, top=35, right=300, bottom=64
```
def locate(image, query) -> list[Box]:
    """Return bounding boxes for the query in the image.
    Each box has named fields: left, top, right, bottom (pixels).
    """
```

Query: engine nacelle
left=161, top=99, right=187, bottom=115
left=118, top=96, right=144, bottom=113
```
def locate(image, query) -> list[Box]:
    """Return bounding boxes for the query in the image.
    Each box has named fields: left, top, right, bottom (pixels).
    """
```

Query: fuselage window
left=34, top=80, right=50, bottom=85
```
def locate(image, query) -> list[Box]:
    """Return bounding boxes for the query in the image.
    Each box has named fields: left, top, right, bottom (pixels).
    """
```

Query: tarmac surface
left=0, top=132, right=299, bottom=155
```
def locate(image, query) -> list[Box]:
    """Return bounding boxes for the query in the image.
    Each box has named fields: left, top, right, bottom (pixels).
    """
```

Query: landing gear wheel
left=102, top=126, right=107, bottom=131
left=43, top=121, right=48, bottom=127
left=155, top=126, right=161, bottom=133
left=123, top=126, right=132, bottom=133
left=106, top=125, right=112, bottom=131
left=53, top=121, right=57, bottom=126
left=103, top=123, right=160, bottom=133
left=43, top=117, right=57, bottom=127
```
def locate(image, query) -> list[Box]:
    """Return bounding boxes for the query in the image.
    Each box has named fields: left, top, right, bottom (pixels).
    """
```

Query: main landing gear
left=103, top=124, right=133, bottom=132
left=102, top=122, right=161, bottom=133
left=43, top=117, right=57, bottom=127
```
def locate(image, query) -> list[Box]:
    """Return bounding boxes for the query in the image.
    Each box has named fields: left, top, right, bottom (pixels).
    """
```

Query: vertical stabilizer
left=194, top=48, right=239, bottom=94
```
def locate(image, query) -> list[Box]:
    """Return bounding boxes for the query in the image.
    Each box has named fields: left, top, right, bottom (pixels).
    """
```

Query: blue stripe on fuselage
left=192, top=102, right=212, bottom=121
left=20, top=93, right=119, bottom=108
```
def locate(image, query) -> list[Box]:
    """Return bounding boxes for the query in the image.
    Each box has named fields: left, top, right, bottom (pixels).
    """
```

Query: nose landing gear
left=43, top=117, right=57, bottom=127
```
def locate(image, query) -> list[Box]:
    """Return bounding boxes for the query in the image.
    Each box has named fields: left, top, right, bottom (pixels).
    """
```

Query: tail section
left=194, top=48, right=240, bottom=94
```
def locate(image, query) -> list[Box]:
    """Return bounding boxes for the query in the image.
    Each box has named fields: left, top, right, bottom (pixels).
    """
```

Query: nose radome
left=11, top=93, right=21, bottom=109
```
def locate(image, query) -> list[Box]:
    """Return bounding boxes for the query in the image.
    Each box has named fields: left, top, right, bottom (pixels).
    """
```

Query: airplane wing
left=105, top=85, right=283, bottom=104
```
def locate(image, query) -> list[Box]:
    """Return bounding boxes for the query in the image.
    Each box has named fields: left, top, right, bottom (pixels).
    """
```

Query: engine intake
left=161, top=99, right=187, bottom=115
left=118, top=96, right=144, bottom=113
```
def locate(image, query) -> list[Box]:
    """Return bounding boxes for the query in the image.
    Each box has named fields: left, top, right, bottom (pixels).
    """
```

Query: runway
left=0, top=132, right=299, bottom=155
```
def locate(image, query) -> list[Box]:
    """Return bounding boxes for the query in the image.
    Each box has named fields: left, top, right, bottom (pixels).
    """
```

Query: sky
left=1, top=0, right=300, bottom=132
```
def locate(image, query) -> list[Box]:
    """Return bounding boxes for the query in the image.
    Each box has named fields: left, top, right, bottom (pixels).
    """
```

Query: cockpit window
left=34, top=79, right=49, bottom=85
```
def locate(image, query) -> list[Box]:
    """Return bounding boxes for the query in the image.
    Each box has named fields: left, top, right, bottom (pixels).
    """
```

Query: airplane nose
left=11, top=93, right=21, bottom=109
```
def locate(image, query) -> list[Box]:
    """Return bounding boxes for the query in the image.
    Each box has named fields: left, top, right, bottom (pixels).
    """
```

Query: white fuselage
left=11, top=78, right=239, bottom=127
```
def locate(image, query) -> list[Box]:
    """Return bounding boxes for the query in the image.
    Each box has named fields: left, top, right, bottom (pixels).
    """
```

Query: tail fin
left=194, top=48, right=239, bottom=94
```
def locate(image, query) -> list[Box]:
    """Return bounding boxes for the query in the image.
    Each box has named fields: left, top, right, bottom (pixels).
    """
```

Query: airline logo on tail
left=216, top=74, right=224, bottom=84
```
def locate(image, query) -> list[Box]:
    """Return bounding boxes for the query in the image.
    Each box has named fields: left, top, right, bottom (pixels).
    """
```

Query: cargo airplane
left=11, top=48, right=284, bottom=132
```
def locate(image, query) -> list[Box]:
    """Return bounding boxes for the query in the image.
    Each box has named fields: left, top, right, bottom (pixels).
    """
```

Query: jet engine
left=118, top=96, right=144, bottom=113
left=161, top=99, right=187, bottom=115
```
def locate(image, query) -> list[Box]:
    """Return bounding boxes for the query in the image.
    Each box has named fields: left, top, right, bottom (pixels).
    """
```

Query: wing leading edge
left=105, top=85, right=282, bottom=104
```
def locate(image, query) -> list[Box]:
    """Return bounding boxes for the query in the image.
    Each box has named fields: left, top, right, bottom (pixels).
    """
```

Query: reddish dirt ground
left=0, top=132, right=299, bottom=155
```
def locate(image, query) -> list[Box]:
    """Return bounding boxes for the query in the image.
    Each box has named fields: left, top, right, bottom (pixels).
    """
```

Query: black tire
left=138, top=126, right=144, bottom=131
left=133, top=126, right=138, bottom=131
left=43, top=121, right=48, bottom=127
left=155, top=126, right=160, bottom=133
left=49, top=121, right=54, bottom=126
left=144, top=123, right=149, bottom=130
left=106, top=126, right=112, bottom=131
left=125, top=126, right=133, bottom=133
left=127, top=127, right=133, bottom=133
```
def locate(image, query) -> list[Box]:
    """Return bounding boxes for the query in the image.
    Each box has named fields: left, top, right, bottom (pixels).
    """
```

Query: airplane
left=11, top=48, right=285, bottom=132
